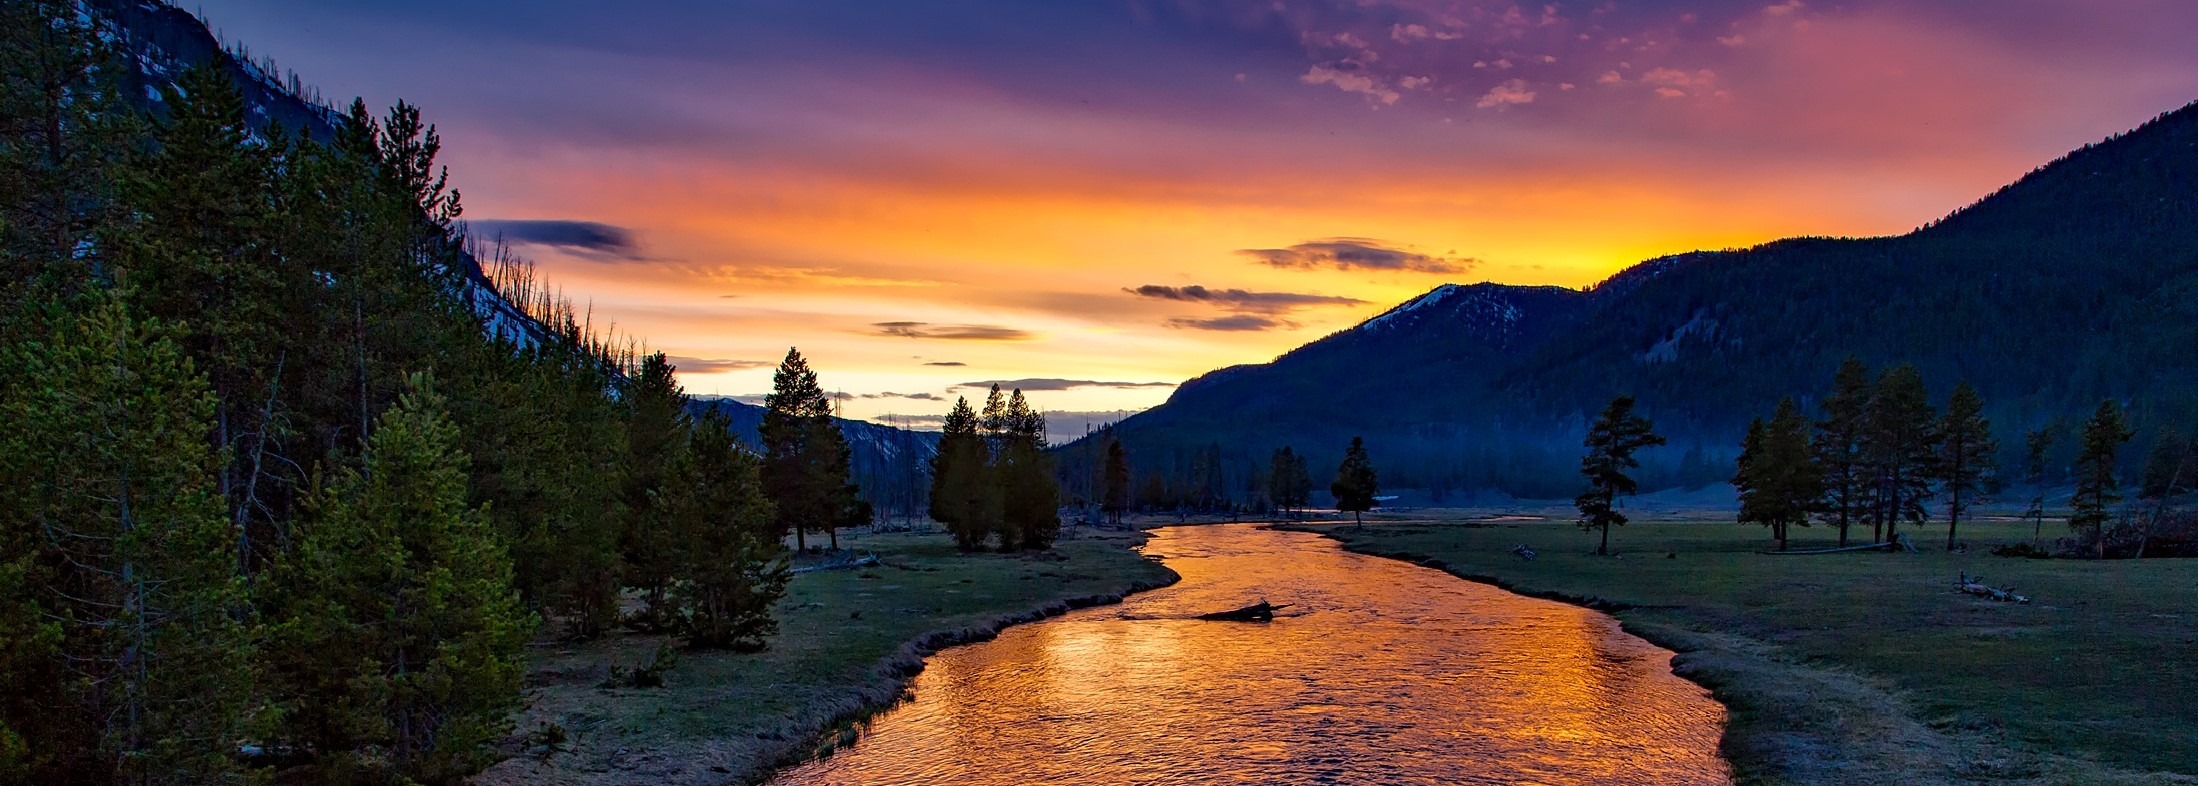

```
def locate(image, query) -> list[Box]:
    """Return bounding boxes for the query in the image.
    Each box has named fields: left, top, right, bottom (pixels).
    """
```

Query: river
left=773, top=523, right=1731, bottom=785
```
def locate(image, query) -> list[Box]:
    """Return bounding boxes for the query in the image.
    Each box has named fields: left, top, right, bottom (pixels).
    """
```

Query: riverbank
left=472, top=526, right=1178, bottom=786
left=1292, top=517, right=2198, bottom=785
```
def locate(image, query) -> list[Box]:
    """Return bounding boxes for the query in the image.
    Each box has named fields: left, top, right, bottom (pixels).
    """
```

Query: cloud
left=1475, top=78, right=1536, bottom=109
left=873, top=321, right=1033, bottom=341
left=1122, top=284, right=1363, bottom=314
left=470, top=219, right=640, bottom=260
left=1165, top=315, right=1290, bottom=331
left=661, top=354, right=774, bottom=373
left=856, top=391, right=946, bottom=401
left=1300, top=65, right=1400, bottom=105
left=1236, top=238, right=1476, bottom=274
left=922, top=361, right=967, bottom=367
left=954, top=378, right=1176, bottom=392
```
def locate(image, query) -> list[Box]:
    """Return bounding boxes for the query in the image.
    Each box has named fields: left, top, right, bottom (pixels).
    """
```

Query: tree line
left=1732, top=357, right=2138, bottom=553
left=928, top=385, right=1061, bottom=550
left=0, top=9, right=857, bottom=782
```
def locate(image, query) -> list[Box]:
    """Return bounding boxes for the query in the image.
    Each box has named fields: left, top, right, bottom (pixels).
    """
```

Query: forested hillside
left=0, top=2, right=828, bottom=782
left=1073, top=99, right=2198, bottom=504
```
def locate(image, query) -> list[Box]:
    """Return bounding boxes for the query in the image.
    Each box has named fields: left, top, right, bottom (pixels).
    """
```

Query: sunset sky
left=192, top=0, right=2198, bottom=432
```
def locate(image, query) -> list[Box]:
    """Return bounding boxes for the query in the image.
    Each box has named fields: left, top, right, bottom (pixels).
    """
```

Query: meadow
left=474, top=526, right=1177, bottom=786
left=1305, top=510, right=2198, bottom=785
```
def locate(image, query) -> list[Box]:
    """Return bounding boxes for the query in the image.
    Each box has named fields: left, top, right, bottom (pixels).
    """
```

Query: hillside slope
left=1078, top=100, right=2198, bottom=500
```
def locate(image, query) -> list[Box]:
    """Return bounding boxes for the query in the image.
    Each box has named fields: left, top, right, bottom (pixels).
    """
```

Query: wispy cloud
left=1166, top=314, right=1290, bottom=331
left=955, top=378, right=1176, bottom=391
left=662, top=354, right=774, bottom=374
left=922, top=361, right=967, bottom=366
left=471, top=219, right=641, bottom=261
left=873, top=322, right=1034, bottom=341
left=1237, top=238, right=1476, bottom=274
left=1123, top=284, right=1363, bottom=314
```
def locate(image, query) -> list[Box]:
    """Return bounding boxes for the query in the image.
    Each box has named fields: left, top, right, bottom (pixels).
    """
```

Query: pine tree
left=1812, top=356, right=1872, bottom=546
left=1735, top=417, right=1771, bottom=535
left=665, top=410, right=789, bottom=649
left=1576, top=395, right=1666, bottom=556
left=1863, top=364, right=1939, bottom=547
left=1269, top=447, right=1300, bottom=519
left=1331, top=437, right=1379, bottom=528
left=2070, top=400, right=2133, bottom=559
left=1102, top=438, right=1131, bottom=527
left=759, top=348, right=859, bottom=552
left=0, top=293, right=254, bottom=784
left=1937, top=381, right=1996, bottom=550
left=2139, top=429, right=2194, bottom=500
left=2024, top=427, right=2054, bottom=545
left=976, top=385, right=1013, bottom=548
left=929, top=396, right=989, bottom=550
left=999, top=389, right=1061, bottom=549
left=270, top=374, right=534, bottom=783
left=622, top=352, right=689, bottom=632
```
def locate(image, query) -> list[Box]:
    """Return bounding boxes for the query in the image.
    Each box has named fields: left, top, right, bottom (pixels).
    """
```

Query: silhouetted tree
left=1576, top=395, right=1666, bottom=555
left=929, top=397, right=990, bottom=549
left=1331, top=437, right=1379, bottom=528
left=2024, top=427, right=2054, bottom=545
left=760, top=348, right=858, bottom=552
left=1863, top=364, right=1938, bottom=547
left=1812, top=357, right=1872, bottom=546
left=2071, top=400, right=2133, bottom=559
left=998, top=390, right=1060, bottom=549
left=1102, top=439, right=1130, bottom=527
left=1937, top=381, right=1996, bottom=550
left=1269, top=446, right=1312, bottom=519
left=1736, top=398, right=1818, bottom=550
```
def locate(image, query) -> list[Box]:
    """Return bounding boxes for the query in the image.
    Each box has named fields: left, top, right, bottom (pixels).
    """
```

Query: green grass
left=1305, top=514, right=2198, bottom=785
left=474, top=526, right=1176, bottom=786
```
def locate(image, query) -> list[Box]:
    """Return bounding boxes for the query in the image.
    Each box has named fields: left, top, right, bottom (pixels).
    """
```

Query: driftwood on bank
left=1955, top=572, right=2031, bottom=604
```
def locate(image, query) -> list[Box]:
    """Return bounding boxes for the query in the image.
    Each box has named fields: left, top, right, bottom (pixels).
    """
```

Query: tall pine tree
left=1863, top=364, right=1939, bottom=547
left=1812, top=356, right=1872, bottom=546
left=760, top=348, right=859, bottom=552
left=664, top=409, right=788, bottom=649
left=1331, top=437, right=1379, bottom=528
left=1937, top=381, right=1996, bottom=550
left=2070, top=400, right=2133, bottom=559
left=270, top=374, right=533, bottom=783
left=1576, top=395, right=1666, bottom=556
left=929, top=396, right=990, bottom=550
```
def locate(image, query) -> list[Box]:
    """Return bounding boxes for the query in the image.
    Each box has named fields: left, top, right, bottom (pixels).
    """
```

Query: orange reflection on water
left=777, top=524, right=1730, bottom=785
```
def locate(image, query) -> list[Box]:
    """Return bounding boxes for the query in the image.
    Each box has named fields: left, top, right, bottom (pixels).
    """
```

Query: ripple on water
left=773, top=523, right=1732, bottom=786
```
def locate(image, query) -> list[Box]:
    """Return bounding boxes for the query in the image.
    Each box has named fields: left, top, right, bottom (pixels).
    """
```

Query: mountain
left=86, top=0, right=936, bottom=491
left=1075, top=100, right=2198, bottom=502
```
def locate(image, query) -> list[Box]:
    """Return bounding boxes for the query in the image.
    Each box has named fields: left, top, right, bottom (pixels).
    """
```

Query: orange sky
left=193, top=0, right=2198, bottom=429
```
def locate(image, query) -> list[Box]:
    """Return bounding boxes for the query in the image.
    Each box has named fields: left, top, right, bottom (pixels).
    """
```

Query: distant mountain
left=1073, top=99, right=2198, bottom=501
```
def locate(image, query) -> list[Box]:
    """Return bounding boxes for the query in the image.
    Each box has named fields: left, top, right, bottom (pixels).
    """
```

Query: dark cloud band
left=471, top=219, right=640, bottom=260
left=1237, top=237, right=1475, bottom=274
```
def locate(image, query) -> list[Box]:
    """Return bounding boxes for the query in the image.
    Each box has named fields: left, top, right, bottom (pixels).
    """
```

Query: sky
left=190, top=0, right=2198, bottom=436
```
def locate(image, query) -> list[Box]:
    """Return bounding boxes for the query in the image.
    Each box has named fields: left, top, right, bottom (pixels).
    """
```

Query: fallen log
left=1197, top=600, right=1292, bottom=622
left=1954, top=572, right=2031, bottom=604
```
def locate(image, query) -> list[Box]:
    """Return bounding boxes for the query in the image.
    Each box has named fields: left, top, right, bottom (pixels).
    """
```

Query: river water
left=774, top=524, right=1731, bottom=785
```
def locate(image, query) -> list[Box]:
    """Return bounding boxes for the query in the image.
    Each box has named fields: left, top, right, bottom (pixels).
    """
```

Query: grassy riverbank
left=1291, top=514, right=2198, bottom=785
left=472, top=526, right=1176, bottom=786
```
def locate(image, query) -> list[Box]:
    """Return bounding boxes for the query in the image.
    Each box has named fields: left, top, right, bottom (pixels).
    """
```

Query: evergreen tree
left=1812, top=356, right=1872, bottom=546
left=2139, top=429, right=2194, bottom=500
left=622, top=352, right=689, bottom=632
left=0, top=293, right=253, bottom=784
left=1269, top=447, right=1300, bottom=519
left=1331, top=437, right=1379, bottom=528
left=1862, top=364, right=1939, bottom=547
left=2070, top=400, right=2133, bottom=559
left=1102, top=438, right=1131, bottom=527
left=999, top=389, right=1061, bottom=549
left=1736, top=401, right=1819, bottom=550
left=759, top=348, right=858, bottom=552
left=1576, top=395, right=1666, bottom=555
left=270, top=374, right=533, bottom=783
left=2024, top=427, right=2054, bottom=545
left=1937, top=381, right=1996, bottom=550
left=929, top=396, right=989, bottom=550
left=664, top=410, right=788, bottom=649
